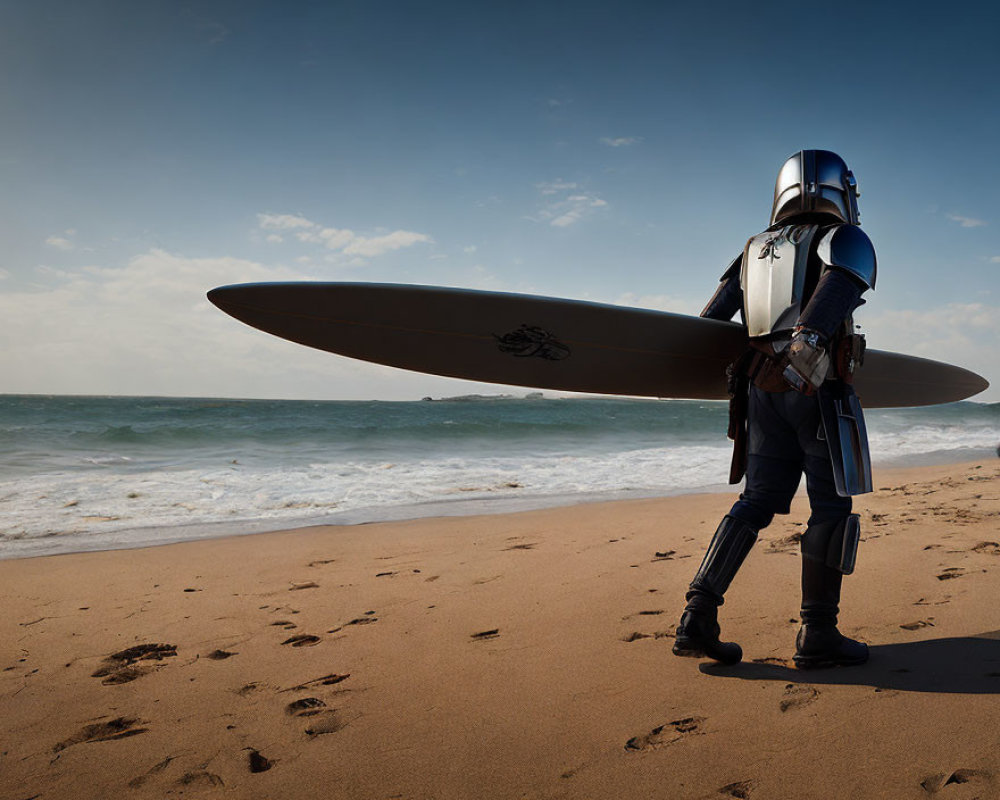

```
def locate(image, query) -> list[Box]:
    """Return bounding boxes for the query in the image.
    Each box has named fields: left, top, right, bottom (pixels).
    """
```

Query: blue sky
left=1, top=0, right=997, bottom=400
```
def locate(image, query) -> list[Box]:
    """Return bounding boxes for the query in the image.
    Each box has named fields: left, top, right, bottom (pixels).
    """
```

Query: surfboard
left=207, top=282, right=989, bottom=408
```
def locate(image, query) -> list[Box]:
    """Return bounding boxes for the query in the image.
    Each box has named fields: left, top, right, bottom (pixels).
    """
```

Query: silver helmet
left=770, top=150, right=861, bottom=226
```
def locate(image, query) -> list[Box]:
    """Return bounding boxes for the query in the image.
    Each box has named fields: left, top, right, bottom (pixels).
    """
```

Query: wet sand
left=2, top=460, right=998, bottom=799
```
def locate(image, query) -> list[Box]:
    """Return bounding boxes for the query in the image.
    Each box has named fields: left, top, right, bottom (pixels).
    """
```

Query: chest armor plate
left=740, top=224, right=820, bottom=338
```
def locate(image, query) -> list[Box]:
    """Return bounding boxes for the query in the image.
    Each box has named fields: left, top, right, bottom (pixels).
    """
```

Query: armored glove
left=782, top=328, right=831, bottom=393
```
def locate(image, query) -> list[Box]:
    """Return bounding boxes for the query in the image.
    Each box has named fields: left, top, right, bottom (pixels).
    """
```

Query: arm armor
left=798, top=224, right=876, bottom=340
left=700, top=254, right=744, bottom=321
left=817, top=224, right=877, bottom=290
left=796, top=269, right=865, bottom=341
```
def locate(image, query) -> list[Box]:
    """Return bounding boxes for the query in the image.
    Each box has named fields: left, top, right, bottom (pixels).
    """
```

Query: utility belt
left=735, top=329, right=866, bottom=394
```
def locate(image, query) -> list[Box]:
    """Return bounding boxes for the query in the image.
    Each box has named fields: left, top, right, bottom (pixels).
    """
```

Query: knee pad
left=728, top=499, right=775, bottom=531
left=801, top=514, right=860, bottom=575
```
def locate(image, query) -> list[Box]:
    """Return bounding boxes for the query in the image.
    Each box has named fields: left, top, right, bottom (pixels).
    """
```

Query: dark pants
left=729, top=386, right=851, bottom=531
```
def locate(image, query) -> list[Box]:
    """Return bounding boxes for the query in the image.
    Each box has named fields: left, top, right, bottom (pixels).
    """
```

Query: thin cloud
left=549, top=196, right=607, bottom=228
left=343, top=231, right=432, bottom=257
left=536, top=180, right=578, bottom=196
left=947, top=213, right=987, bottom=228
left=44, top=229, right=77, bottom=251
left=45, top=236, right=74, bottom=251
left=599, top=136, right=643, bottom=148
left=257, top=213, right=317, bottom=230
left=201, top=21, right=229, bottom=44
left=534, top=181, right=608, bottom=228
left=295, top=227, right=355, bottom=250
left=258, top=213, right=432, bottom=258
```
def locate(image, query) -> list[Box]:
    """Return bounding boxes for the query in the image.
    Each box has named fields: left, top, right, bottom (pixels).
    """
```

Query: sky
left=1, top=0, right=997, bottom=401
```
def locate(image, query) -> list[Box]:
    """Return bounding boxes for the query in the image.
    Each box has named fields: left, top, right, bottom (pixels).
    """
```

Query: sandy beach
left=2, top=459, right=998, bottom=800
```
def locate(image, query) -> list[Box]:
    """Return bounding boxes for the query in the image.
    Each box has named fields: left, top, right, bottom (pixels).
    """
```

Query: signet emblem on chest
left=758, top=235, right=782, bottom=264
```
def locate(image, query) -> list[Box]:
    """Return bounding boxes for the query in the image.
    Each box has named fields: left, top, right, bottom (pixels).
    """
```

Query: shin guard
left=689, top=515, right=759, bottom=601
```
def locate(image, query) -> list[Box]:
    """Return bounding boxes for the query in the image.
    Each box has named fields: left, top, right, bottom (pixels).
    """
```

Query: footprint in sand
left=779, top=684, right=819, bottom=712
left=624, top=717, right=706, bottom=751
left=248, top=750, right=273, bottom=773
left=471, top=629, right=500, bottom=641
left=91, top=643, right=177, bottom=685
left=127, top=756, right=176, bottom=788
left=900, top=620, right=935, bottom=631
left=920, top=768, right=993, bottom=793
left=624, top=627, right=678, bottom=642
left=178, top=770, right=225, bottom=787
left=936, top=568, right=965, bottom=581
left=54, top=717, right=149, bottom=752
left=281, top=634, right=321, bottom=647
left=914, top=597, right=952, bottom=606
left=621, top=609, right=664, bottom=621
left=329, top=613, right=379, bottom=633
left=284, top=674, right=351, bottom=694
left=287, top=697, right=327, bottom=716
left=285, top=673, right=351, bottom=691
left=303, top=711, right=347, bottom=736
left=767, top=533, right=802, bottom=553
left=717, top=780, right=755, bottom=799
left=281, top=677, right=354, bottom=736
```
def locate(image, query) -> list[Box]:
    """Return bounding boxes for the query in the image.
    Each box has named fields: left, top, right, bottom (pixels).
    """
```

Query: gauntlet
left=782, top=328, right=831, bottom=393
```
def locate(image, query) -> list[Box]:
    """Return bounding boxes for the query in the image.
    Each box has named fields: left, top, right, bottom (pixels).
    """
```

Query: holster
left=834, top=332, right=866, bottom=384
left=725, top=349, right=763, bottom=484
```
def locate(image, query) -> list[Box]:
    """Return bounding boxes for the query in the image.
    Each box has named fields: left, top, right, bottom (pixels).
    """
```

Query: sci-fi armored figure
left=673, top=149, right=875, bottom=668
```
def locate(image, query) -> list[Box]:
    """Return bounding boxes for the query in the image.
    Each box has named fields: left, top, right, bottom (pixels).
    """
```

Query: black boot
left=793, top=556, right=868, bottom=669
left=673, top=515, right=757, bottom=665
left=673, top=592, right=744, bottom=665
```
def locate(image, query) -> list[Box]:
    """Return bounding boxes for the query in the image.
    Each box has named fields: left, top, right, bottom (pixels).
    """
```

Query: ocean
left=1, top=394, right=996, bottom=559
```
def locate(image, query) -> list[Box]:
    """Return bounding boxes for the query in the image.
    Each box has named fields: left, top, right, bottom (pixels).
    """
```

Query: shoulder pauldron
left=817, top=225, right=877, bottom=289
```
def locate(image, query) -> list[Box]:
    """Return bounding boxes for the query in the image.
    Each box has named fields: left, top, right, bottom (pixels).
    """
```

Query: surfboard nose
left=207, top=283, right=248, bottom=310
left=208, top=283, right=317, bottom=332
left=207, top=283, right=279, bottom=318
